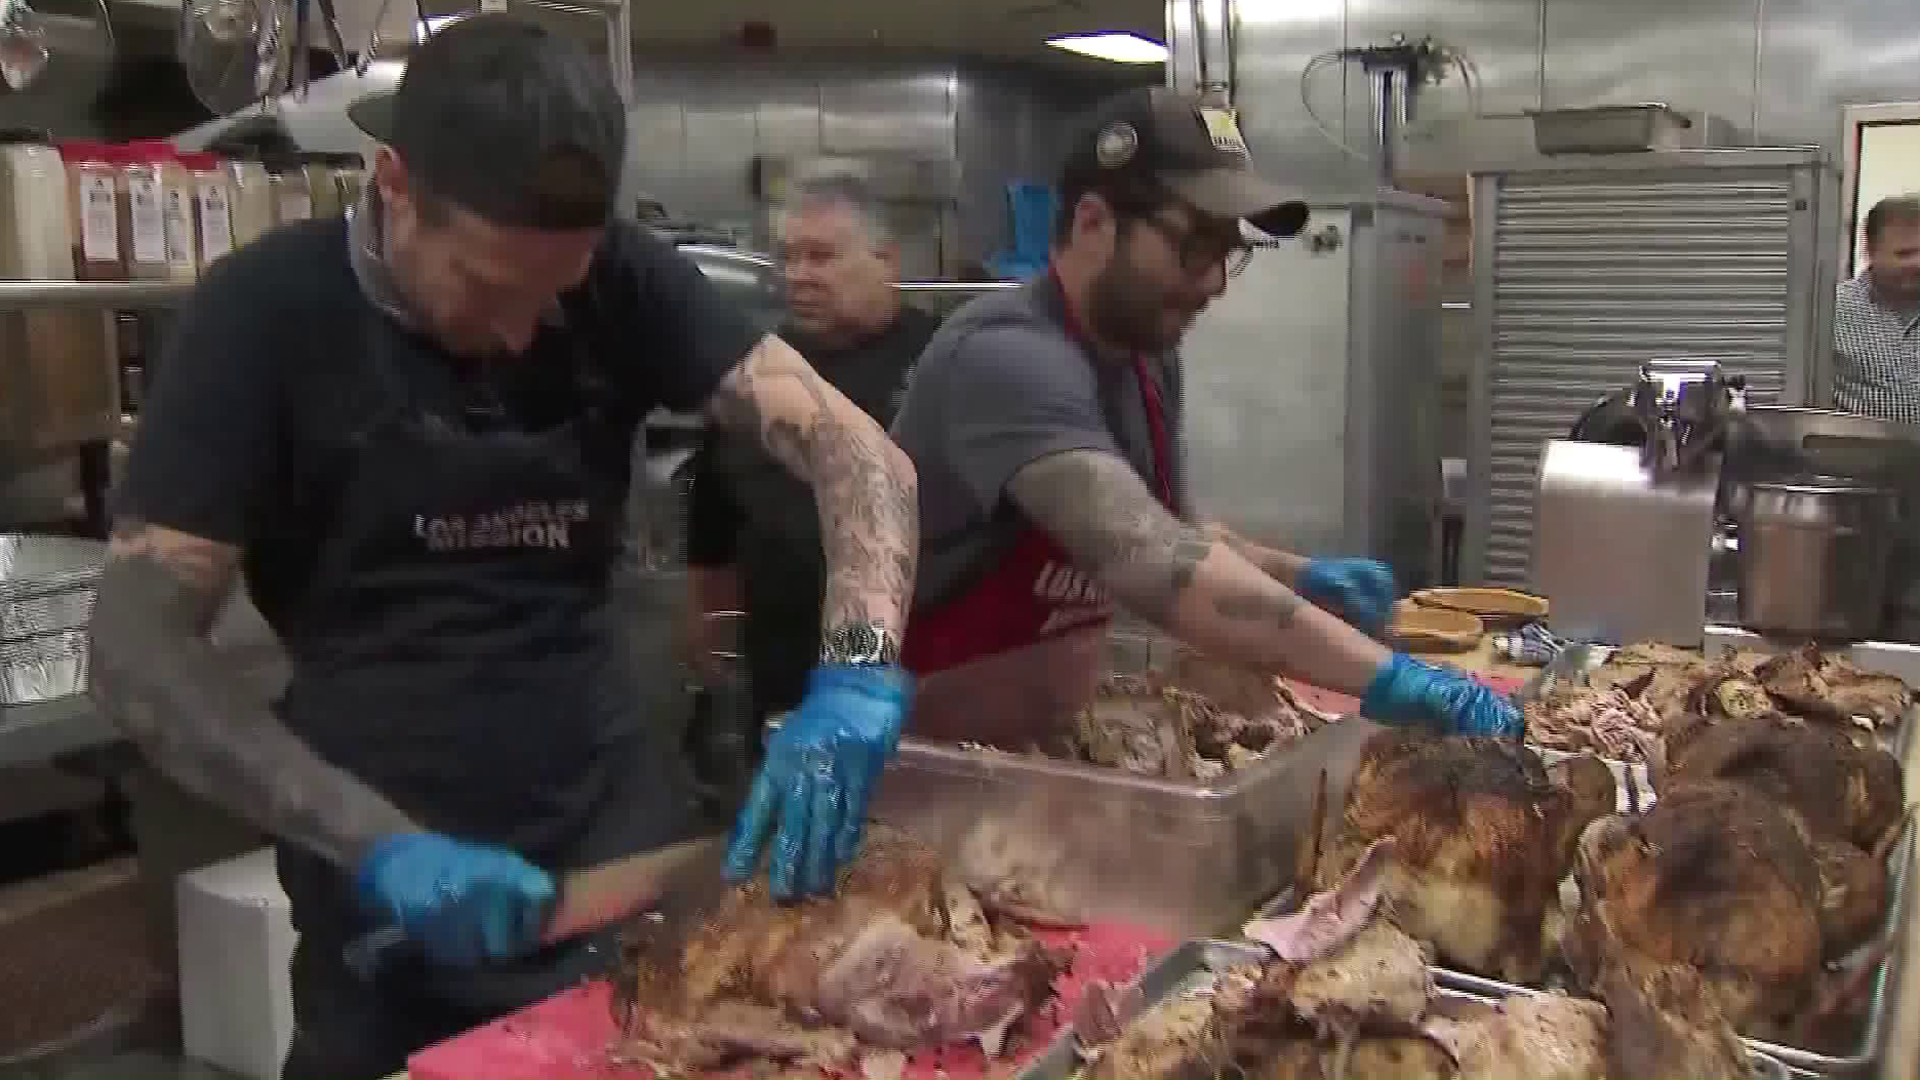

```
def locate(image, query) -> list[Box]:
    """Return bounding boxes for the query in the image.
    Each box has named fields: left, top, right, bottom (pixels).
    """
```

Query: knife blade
left=343, top=833, right=727, bottom=981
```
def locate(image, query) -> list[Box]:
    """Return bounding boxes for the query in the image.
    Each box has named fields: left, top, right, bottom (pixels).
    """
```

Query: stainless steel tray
left=1432, top=817, right=1916, bottom=1077
left=868, top=734, right=1300, bottom=939
left=1016, top=938, right=1788, bottom=1080
left=867, top=632, right=1354, bottom=938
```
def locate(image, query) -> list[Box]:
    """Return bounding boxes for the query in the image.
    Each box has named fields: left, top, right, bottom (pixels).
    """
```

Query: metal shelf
left=0, top=280, right=195, bottom=313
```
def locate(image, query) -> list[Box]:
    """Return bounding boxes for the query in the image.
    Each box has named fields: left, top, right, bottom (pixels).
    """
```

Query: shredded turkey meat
left=957, top=666, right=1341, bottom=780
left=1525, top=686, right=1667, bottom=764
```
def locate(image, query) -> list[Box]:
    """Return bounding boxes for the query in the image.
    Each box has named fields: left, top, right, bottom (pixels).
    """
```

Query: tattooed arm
left=1008, top=450, right=1389, bottom=693
left=87, top=522, right=419, bottom=869
left=704, top=335, right=918, bottom=635
left=1200, top=522, right=1308, bottom=586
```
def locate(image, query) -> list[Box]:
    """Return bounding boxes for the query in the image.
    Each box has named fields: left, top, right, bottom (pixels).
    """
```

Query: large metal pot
left=1736, top=476, right=1899, bottom=638
left=1727, top=408, right=1920, bottom=638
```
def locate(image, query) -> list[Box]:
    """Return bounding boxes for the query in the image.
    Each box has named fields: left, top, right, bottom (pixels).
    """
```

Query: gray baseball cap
left=1059, top=86, right=1308, bottom=238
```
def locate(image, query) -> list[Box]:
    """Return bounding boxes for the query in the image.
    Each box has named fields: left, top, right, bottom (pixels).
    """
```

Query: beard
left=1084, top=252, right=1200, bottom=354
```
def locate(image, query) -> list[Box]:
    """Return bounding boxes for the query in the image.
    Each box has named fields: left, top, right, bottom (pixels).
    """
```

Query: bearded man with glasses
left=888, top=87, right=1519, bottom=751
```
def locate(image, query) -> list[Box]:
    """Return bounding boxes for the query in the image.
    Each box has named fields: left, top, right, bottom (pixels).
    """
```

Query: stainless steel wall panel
left=1464, top=153, right=1831, bottom=587
left=1754, top=0, right=1920, bottom=148
left=1540, top=0, right=1760, bottom=125
left=615, top=55, right=1106, bottom=267
left=1179, top=0, right=1920, bottom=188
left=1181, top=195, right=1446, bottom=579
left=1183, top=215, right=1354, bottom=555
left=623, top=100, right=688, bottom=216
left=754, top=82, right=826, bottom=159
left=1341, top=0, right=1547, bottom=177
left=820, top=69, right=957, bottom=158
left=679, top=81, right=764, bottom=230
left=953, top=67, right=1104, bottom=269
left=1228, top=3, right=1349, bottom=193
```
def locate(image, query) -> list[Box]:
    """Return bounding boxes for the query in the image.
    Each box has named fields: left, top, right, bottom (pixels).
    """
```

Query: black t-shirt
left=685, top=306, right=938, bottom=714
left=116, top=217, right=765, bottom=637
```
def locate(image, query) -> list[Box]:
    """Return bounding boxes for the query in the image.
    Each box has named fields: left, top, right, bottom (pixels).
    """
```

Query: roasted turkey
left=1660, top=707, right=1904, bottom=955
left=1079, top=838, right=1750, bottom=1080
left=611, top=826, right=1064, bottom=1073
left=1755, top=642, right=1912, bottom=733
left=1419, top=992, right=1610, bottom=1080
left=1563, top=782, right=1826, bottom=1041
left=1303, top=731, right=1617, bottom=982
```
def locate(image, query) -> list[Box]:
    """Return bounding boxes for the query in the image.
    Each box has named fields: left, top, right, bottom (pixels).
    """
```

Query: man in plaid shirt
left=1835, top=195, right=1920, bottom=423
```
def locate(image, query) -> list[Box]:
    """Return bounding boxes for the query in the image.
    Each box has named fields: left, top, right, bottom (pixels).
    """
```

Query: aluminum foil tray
left=0, top=535, right=105, bottom=585
left=0, top=627, right=90, bottom=706
left=1015, top=938, right=1786, bottom=1080
left=1432, top=816, right=1916, bottom=1077
left=0, top=589, right=97, bottom=642
left=0, top=535, right=106, bottom=644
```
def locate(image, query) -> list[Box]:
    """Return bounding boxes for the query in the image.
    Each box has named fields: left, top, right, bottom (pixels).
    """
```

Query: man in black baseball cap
left=886, top=86, right=1519, bottom=752
left=92, top=13, right=921, bottom=1078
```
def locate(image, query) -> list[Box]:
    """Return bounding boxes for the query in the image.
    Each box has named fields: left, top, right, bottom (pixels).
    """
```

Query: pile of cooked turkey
left=1070, top=641, right=1910, bottom=1080
left=608, top=642, right=1908, bottom=1079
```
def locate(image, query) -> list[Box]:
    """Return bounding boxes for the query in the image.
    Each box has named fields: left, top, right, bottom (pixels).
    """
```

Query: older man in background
left=1835, top=195, right=1920, bottom=422
left=683, top=171, right=940, bottom=796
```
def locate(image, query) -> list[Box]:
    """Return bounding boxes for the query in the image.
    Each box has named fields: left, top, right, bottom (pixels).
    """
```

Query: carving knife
left=343, top=833, right=726, bottom=980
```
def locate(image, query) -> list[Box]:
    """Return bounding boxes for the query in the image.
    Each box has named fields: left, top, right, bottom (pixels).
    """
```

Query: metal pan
left=1432, top=817, right=1915, bottom=1077
left=1016, top=938, right=1788, bottom=1080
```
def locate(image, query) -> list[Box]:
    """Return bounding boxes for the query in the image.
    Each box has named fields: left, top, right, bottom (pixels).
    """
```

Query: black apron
left=273, top=299, right=699, bottom=1059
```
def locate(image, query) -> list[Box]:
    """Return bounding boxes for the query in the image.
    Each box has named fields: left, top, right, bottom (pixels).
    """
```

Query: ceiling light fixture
left=1046, top=32, right=1168, bottom=64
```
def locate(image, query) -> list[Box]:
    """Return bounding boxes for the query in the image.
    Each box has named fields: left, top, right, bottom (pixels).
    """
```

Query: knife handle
left=342, top=924, right=406, bottom=982
left=342, top=888, right=564, bottom=981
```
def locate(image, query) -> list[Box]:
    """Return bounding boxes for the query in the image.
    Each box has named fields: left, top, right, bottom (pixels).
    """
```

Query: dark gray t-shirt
left=891, top=278, right=1188, bottom=611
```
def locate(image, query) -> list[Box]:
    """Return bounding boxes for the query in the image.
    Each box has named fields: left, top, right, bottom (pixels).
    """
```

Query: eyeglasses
left=1132, top=214, right=1254, bottom=277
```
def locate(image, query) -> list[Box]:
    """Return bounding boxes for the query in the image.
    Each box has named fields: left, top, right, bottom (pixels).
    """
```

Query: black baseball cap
left=1060, top=86, right=1308, bottom=238
left=348, top=14, right=625, bottom=229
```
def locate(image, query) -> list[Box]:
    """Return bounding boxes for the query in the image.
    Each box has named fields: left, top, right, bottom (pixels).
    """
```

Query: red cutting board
left=407, top=921, right=1176, bottom=1080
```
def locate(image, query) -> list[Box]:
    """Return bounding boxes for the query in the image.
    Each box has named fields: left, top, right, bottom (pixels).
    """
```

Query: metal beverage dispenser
left=1531, top=360, right=1745, bottom=647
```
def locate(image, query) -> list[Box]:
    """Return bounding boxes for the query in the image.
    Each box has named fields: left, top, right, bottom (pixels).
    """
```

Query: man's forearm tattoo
left=710, top=342, right=919, bottom=634
left=89, top=520, right=415, bottom=868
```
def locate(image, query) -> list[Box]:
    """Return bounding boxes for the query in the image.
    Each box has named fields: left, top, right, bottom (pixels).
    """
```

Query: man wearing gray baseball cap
left=890, top=86, right=1520, bottom=749
left=91, top=14, right=918, bottom=1076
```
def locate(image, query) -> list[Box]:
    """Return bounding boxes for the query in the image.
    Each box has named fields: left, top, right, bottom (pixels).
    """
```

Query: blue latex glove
left=355, top=834, right=555, bottom=969
left=1296, top=558, right=1398, bottom=636
left=725, top=663, right=912, bottom=899
left=1360, top=653, right=1524, bottom=738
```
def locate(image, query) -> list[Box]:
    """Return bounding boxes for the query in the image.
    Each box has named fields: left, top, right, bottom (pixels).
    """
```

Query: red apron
left=902, top=274, right=1175, bottom=678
